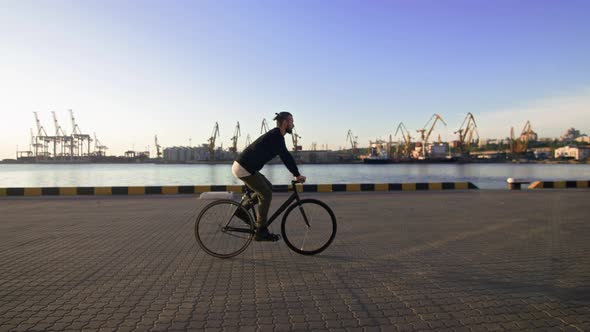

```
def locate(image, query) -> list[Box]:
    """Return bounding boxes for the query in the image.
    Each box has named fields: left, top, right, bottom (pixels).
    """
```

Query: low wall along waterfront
left=0, top=182, right=479, bottom=196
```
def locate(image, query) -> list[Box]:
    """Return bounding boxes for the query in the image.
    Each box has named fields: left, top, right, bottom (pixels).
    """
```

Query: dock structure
left=0, top=190, right=589, bottom=331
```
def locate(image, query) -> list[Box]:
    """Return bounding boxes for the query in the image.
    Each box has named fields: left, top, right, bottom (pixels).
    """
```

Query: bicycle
left=195, top=180, right=337, bottom=258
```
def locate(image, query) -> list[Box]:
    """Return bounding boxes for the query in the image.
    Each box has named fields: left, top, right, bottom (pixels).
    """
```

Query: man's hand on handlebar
left=294, top=175, right=306, bottom=183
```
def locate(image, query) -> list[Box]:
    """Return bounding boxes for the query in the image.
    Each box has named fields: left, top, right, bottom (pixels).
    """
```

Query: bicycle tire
left=281, top=199, right=337, bottom=255
left=195, top=199, right=255, bottom=258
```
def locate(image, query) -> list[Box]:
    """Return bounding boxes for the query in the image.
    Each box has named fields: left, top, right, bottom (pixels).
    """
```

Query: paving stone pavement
left=1, top=190, right=589, bottom=332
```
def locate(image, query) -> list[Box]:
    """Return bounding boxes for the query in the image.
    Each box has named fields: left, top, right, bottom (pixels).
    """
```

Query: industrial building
left=163, top=145, right=233, bottom=162
left=554, top=146, right=590, bottom=161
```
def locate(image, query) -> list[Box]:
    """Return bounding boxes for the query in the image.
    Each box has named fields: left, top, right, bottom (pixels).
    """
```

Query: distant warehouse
left=554, top=146, right=590, bottom=161
left=163, top=146, right=235, bottom=162
left=164, top=146, right=209, bottom=162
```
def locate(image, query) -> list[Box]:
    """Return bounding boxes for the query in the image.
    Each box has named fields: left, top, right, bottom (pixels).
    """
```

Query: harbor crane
left=69, top=109, right=91, bottom=158
left=260, top=118, right=269, bottom=134
left=154, top=135, right=162, bottom=159
left=416, top=113, right=447, bottom=158
left=30, top=127, right=43, bottom=158
left=208, top=122, right=220, bottom=160
left=230, top=122, right=241, bottom=157
left=28, top=128, right=36, bottom=156
left=394, top=123, right=413, bottom=159
left=33, top=112, right=50, bottom=158
left=94, top=133, right=108, bottom=157
left=292, top=128, right=302, bottom=151
left=510, top=120, right=535, bottom=154
left=23, top=111, right=104, bottom=160
left=51, top=111, right=66, bottom=135
left=454, top=112, right=479, bottom=156
left=346, top=129, right=359, bottom=158
left=52, top=111, right=71, bottom=159
left=244, top=134, right=252, bottom=149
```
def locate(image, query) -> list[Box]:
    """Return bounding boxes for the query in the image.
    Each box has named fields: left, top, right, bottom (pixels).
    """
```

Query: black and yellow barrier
left=0, top=182, right=478, bottom=196
left=529, top=180, right=590, bottom=189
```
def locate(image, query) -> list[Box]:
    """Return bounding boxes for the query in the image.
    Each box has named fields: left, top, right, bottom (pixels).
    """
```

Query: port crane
left=208, top=122, right=220, bottom=160
left=393, top=123, right=412, bottom=159
left=346, top=129, right=359, bottom=158
left=154, top=135, right=162, bottom=159
left=33, top=112, right=51, bottom=158
left=416, top=113, right=447, bottom=158
left=292, top=128, right=302, bottom=151
left=94, top=133, right=108, bottom=157
left=22, top=111, right=106, bottom=160
left=454, top=112, right=479, bottom=156
left=51, top=111, right=72, bottom=159
left=27, top=128, right=35, bottom=156
left=69, top=109, right=91, bottom=158
left=510, top=120, right=535, bottom=154
left=260, top=118, right=269, bottom=134
left=30, top=127, right=43, bottom=159
left=230, top=122, right=241, bottom=157
left=244, top=134, right=252, bottom=149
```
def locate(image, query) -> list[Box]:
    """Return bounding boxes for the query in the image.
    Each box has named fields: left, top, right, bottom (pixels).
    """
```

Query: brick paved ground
left=1, top=190, right=589, bottom=331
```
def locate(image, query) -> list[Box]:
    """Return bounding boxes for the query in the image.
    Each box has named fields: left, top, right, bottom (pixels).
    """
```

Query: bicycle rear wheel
left=195, top=199, right=255, bottom=258
left=281, top=199, right=337, bottom=255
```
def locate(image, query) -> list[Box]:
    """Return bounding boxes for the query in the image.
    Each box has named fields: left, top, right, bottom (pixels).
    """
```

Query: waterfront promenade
left=1, top=191, right=589, bottom=331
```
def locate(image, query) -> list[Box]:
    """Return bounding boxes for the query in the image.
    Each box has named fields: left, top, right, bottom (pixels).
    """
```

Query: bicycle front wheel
left=195, top=199, right=255, bottom=258
left=281, top=199, right=337, bottom=255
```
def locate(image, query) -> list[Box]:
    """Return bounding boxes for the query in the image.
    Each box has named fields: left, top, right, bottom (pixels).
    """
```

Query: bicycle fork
left=296, top=202, right=311, bottom=251
left=298, top=204, right=311, bottom=227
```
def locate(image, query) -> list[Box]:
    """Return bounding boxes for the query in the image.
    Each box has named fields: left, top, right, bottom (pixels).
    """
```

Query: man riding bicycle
left=232, top=112, right=306, bottom=241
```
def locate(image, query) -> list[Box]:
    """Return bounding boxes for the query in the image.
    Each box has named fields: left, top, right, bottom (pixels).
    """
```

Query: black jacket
left=236, top=128, right=300, bottom=177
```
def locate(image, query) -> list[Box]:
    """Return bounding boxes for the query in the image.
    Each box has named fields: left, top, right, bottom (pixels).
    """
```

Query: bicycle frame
left=239, top=180, right=311, bottom=228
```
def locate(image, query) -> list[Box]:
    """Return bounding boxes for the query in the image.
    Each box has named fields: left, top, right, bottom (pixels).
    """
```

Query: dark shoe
left=254, top=227, right=280, bottom=242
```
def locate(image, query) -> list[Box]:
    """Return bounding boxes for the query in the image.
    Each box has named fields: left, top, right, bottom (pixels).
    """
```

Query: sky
left=1, top=0, right=589, bottom=159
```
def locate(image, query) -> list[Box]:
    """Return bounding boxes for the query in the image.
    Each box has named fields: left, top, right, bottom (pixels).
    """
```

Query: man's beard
left=286, top=127, right=293, bottom=134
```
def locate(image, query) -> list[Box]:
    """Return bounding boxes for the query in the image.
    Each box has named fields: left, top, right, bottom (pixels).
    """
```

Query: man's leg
left=239, top=172, right=272, bottom=228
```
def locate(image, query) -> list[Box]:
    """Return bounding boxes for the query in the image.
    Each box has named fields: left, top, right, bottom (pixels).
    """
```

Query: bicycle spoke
left=299, top=209, right=311, bottom=250
left=282, top=199, right=336, bottom=255
left=224, top=225, right=254, bottom=234
left=223, top=230, right=251, bottom=240
left=195, top=200, right=254, bottom=258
